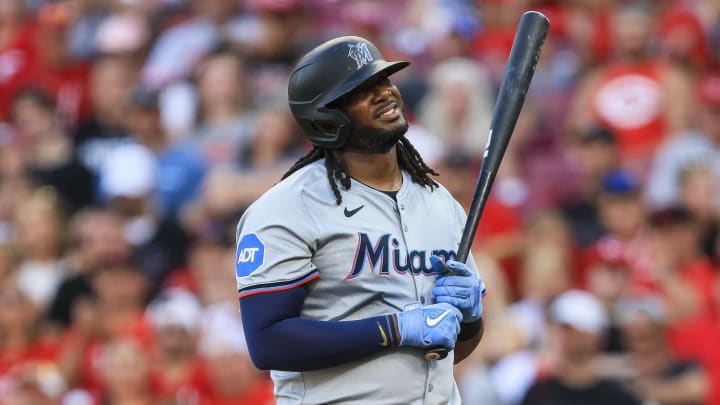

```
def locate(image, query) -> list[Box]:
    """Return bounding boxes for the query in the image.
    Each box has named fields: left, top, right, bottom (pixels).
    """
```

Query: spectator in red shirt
left=648, top=206, right=718, bottom=324
left=146, top=288, right=210, bottom=404
left=95, top=338, right=158, bottom=405
left=0, top=283, right=58, bottom=377
left=197, top=303, right=274, bottom=405
left=0, top=0, right=38, bottom=120
left=57, top=264, right=152, bottom=393
left=570, top=2, right=692, bottom=174
left=589, top=170, right=654, bottom=295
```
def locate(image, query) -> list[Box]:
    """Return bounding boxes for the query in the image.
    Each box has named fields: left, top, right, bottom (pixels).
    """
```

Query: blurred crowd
left=1, top=0, right=720, bottom=404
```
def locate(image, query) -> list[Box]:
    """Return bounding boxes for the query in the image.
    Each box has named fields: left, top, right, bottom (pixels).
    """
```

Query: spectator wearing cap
left=98, top=142, right=190, bottom=298
left=616, top=296, right=710, bottom=405
left=646, top=72, right=720, bottom=209
left=520, top=290, right=641, bottom=405
left=197, top=302, right=274, bottom=405
left=561, top=126, right=621, bottom=248
left=146, top=288, right=211, bottom=404
left=124, top=86, right=206, bottom=220
left=585, top=169, right=653, bottom=294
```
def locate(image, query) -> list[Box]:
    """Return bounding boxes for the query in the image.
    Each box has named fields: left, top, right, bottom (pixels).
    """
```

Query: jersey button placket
left=428, top=384, right=434, bottom=392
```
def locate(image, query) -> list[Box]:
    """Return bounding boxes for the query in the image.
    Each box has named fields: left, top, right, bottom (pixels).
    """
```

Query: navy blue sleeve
left=240, top=286, right=400, bottom=371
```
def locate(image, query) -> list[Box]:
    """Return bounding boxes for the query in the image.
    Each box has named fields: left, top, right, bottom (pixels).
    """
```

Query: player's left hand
left=430, top=256, right=486, bottom=323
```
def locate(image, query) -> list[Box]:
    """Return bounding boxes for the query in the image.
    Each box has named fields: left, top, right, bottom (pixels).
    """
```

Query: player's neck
left=342, top=147, right=402, bottom=192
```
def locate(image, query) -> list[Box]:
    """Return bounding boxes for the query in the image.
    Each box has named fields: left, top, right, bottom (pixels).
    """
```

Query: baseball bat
left=425, top=10, right=549, bottom=361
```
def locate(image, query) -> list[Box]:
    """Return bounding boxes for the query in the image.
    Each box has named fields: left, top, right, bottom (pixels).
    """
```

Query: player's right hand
left=396, top=302, right=463, bottom=350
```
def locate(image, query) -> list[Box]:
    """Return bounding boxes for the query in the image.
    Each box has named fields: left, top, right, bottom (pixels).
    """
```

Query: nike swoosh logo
left=344, top=205, right=365, bottom=217
left=377, top=322, right=389, bottom=347
left=426, top=309, right=453, bottom=327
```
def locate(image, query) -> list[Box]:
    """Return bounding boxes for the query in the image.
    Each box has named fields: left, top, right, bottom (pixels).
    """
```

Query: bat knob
left=425, top=347, right=449, bottom=361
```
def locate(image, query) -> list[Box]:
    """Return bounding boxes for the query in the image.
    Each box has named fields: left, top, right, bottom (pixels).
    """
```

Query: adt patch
left=236, top=233, right=265, bottom=277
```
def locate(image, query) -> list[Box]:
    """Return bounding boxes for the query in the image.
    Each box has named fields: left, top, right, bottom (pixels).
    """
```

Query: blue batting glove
left=396, top=302, right=463, bottom=350
left=430, top=255, right=486, bottom=323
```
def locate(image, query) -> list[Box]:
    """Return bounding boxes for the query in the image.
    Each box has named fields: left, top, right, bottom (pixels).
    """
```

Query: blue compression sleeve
left=240, top=286, right=400, bottom=371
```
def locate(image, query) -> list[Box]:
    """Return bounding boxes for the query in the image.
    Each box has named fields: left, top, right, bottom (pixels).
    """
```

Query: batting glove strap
left=396, top=302, right=463, bottom=349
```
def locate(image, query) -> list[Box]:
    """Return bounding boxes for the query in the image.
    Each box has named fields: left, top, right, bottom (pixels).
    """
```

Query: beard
left=343, top=120, right=409, bottom=154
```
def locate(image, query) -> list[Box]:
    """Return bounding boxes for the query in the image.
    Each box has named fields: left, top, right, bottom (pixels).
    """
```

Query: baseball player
left=235, top=36, right=486, bottom=405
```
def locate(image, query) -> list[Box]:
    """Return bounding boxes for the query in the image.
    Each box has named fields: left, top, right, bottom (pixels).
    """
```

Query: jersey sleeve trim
left=238, top=270, right=320, bottom=299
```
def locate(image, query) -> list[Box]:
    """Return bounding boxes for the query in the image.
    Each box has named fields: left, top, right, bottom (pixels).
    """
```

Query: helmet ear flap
left=296, top=107, right=352, bottom=149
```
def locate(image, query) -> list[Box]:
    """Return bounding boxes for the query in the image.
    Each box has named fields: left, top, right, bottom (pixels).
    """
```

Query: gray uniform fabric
left=235, top=159, right=476, bottom=404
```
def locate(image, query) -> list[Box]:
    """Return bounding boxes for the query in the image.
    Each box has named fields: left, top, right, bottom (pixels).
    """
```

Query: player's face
left=338, top=73, right=409, bottom=153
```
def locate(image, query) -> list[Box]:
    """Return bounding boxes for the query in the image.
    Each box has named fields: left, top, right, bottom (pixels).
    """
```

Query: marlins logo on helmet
left=348, top=42, right=374, bottom=69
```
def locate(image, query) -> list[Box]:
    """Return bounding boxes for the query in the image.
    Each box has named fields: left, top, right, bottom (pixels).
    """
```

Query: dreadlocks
left=282, top=135, right=439, bottom=205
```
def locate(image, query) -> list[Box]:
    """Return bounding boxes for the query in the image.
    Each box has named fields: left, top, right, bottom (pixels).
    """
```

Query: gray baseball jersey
left=235, top=159, right=477, bottom=405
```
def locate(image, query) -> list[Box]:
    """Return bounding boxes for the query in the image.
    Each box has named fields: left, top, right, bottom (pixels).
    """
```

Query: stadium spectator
left=13, top=188, right=67, bottom=310
left=520, top=290, right=641, bottom=405
left=181, top=46, right=255, bottom=167
left=416, top=58, right=493, bottom=157
left=8, top=87, right=94, bottom=213
left=646, top=72, right=720, bottom=209
left=146, top=288, right=210, bottom=404
left=0, top=1, right=719, bottom=403
left=0, top=283, right=58, bottom=378
left=560, top=126, right=620, bottom=248
left=95, top=338, right=157, bottom=405
left=570, top=2, right=691, bottom=173
left=616, top=296, right=710, bottom=405
left=73, top=54, right=137, bottom=176
left=47, top=209, right=130, bottom=328
left=57, top=263, right=151, bottom=393
left=198, top=302, right=274, bottom=405
left=0, top=0, right=37, bottom=120
left=141, top=0, right=245, bottom=89
left=99, top=143, right=189, bottom=296
left=124, top=86, right=206, bottom=219
left=588, top=170, right=653, bottom=294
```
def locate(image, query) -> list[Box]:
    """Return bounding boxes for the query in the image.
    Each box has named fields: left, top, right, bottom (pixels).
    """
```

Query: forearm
left=455, top=318, right=485, bottom=364
left=644, top=372, right=709, bottom=404
left=241, top=289, right=400, bottom=371
left=454, top=318, right=484, bottom=364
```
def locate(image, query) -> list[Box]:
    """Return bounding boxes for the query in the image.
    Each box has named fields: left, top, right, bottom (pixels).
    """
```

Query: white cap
left=550, top=290, right=608, bottom=334
left=146, top=288, right=202, bottom=331
left=94, top=13, right=149, bottom=54
left=100, top=143, right=156, bottom=199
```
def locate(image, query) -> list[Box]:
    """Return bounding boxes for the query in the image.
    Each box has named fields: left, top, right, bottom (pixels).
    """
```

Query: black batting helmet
left=288, top=36, right=409, bottom=148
